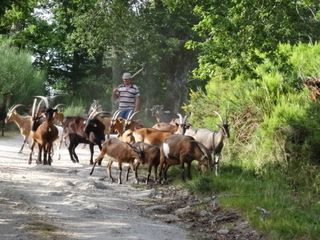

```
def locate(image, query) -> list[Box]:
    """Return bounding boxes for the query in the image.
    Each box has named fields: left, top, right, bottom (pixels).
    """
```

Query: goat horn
left=127, top=110, right=134, bottom=119
left=34, top=96, right=49, bottom=108
left=31, top=99, right=38, bottom=118
left=213, top=111, right=224, bottom=124
left=112, top=110, right=121, bottom=120
left=89, top=110, right=110, bottom=120
left=183, top=113, right=190, bottom=123
left=8, top=104, right=24, bottom=113
left=176, top=113, right=183, bottom=124
left=35, top=99, right=45, bottom=116
left=128, top=111, right=139, bottom=120
left=54, top=103, right=64, bottom=109
left=88, top=108, right=97, bottom=120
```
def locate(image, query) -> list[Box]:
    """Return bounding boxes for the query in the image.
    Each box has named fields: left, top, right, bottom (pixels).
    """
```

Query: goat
left=133, top=142, right=160, bottom=184
left=128, top=128, right=172, bottom=146
left=90, top=138, right=142, bottom=184
left=304, top=77, right=320, bottom=102
left=6, top=104, right=64, bottom=158
left=175, top=112, right=230, bottom=176
left=87, top=100, right=112, bottom=137
left=152, top=122, right=178, bottom=133
left=52, top=104, right=65, bottom=125
left=159, top=134, right=211, bottom=183
left=29, top=97, right=59, bottom=165
left=109, top=110, right=125, bottom=136
left=63, top=112, right=106, bottom=165
left=5, top=104, right=32, bottom=152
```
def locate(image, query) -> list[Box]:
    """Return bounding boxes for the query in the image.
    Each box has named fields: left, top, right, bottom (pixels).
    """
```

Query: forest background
left=1, top=1, right=320, bottom=239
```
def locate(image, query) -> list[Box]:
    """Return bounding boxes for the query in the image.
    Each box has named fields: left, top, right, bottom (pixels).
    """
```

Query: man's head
left=122, top=72, right=133, bottom=86
left=122, top=72, right=132, bottom=80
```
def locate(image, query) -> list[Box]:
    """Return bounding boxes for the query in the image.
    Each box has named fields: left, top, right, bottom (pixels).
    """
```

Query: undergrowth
left=182, top=165, right=320, bottom=240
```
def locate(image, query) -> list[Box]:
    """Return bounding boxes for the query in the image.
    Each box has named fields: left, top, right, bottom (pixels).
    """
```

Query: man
left=112, top=72, right=141, bottom=119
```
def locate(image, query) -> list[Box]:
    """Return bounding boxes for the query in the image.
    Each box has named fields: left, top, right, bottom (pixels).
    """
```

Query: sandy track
left=0, top=133, right=193, bottom=240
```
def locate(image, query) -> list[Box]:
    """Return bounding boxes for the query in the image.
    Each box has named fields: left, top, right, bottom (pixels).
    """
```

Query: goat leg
left=29, top=142, right=36, bottom=164
left=43, top=149, right=48, bottom=165
left=107, top=160, right=114, bottom=182
left=68, top=144, right=77, bottom=163
left=19, top=137, right=28, bottom=153
left=180, top=161, right=186, bottom=181
left=118, top=162, right=122, bottom=184
left=132, top=162, right=139, bottom=184
left=89, top=144, right=94, bottom=165
left=214, top=154, right=220, bottom=176
left=89, top=161, right=98, bottom=175
left=154, top=165, right=158, bottom=182
left=126, top=166, right=130, bottom=181
left=48, top=145, right=53, bottom=165
left=37, top=145, right=42, bottom=164
left=163, top=163, right=170, bottom=182
left=146, top=165, right=152, bottom=184
left=186, top=162, right=192, bottom=180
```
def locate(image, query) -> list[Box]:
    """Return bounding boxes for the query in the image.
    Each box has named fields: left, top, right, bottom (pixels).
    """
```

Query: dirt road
left=0, top=133, right=193, bottom=240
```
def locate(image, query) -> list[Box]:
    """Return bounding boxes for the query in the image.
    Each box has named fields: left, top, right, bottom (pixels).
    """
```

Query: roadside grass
left=178, top=165, right=320, bottom=240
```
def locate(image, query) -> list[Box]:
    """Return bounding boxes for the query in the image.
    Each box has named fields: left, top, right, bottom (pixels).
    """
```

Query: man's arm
left=134, top=96, right=141, bottom=112
left=112, top=87, right=120, bottom=99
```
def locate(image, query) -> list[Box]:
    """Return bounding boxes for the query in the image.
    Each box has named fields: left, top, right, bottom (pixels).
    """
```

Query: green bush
left=0, top=38, right=45, bottom=105
left=184, top=42, right=320, bottom=192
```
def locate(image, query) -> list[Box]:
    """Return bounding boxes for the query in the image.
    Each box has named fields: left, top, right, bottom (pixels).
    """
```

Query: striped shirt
left=117, top=84, right=140, bottom=110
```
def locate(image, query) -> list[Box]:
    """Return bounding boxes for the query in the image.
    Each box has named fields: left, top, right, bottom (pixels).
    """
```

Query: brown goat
left=130, top=128, right=172, bottom=146
left=109, top=117, right=125, bottom=136
left=90, top=138, right=142, bottom=184
left=29, top=97, right=58, bottom=165
left=133, top=142, right=160, bottom=184
left=159, top=134, right=211, bottom=183
left=5, top=104, right=32, bottom=153
left=152, top=122, right=178, bottom=133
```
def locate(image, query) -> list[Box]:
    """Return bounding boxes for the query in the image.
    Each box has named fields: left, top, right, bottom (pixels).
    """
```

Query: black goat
left=63, top=110, right=109, bottom=165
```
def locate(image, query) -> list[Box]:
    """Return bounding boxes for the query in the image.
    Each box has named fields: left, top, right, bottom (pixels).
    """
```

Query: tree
left=0, top=38, right=44, bottom=105
left=187, top=0, right=320, bottom=81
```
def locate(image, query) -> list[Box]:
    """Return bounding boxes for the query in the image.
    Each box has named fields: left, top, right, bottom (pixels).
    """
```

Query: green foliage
left=0, top=38, right=44, bottom=105
left=63, top=100, right=86, bottom=116
left=187, top=1, right=320, bottom=81
left=184, top=42, right=320, bottom=192
left=184, top=167, right=320, bottom=239
left=287, top=43, right=320, bottom=78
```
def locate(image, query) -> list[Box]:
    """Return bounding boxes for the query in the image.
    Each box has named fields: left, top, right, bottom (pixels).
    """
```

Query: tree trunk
left=111, top=47, right=122, bottom=111
left=166, top=48, right=196, bottom=113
